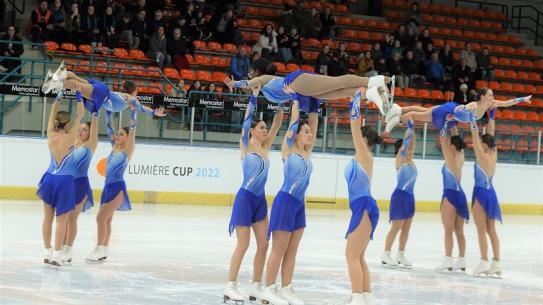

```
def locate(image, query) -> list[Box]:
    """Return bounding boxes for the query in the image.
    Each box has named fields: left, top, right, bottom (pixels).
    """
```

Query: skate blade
left=488, top=272, right=502, bottom=279
left=381, top=261, right=398, bottom=268
left=473, top=272, right=489, bottom=277
left=223, top=295, right=244, bottom=304
left=85, top=258, right=106, bottom=264
left=398, top=263, right=412, bottom=269
left=388, top=75, right=395, bottom=111
left=436, top=268, right=454, bottom=273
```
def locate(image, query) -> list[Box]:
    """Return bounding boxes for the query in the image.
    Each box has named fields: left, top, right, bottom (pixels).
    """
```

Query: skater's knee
left=256, top=240, right=269, bottom=254
left=345, top=248, right=362, bottom=262
left=236, top=239, right=250, bottom=253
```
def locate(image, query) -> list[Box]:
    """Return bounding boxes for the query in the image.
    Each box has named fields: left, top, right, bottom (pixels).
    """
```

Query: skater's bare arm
left=226, top=75, right=275, bottom=91
left=349, top=94, right=367, bottom=156
left=87, top=112, right=100, bottom=153
left=47, top=93, right=62, bottom=135
left=282, top=98, right=300, bottom=160
left=263, top=99, right=284, bottom=150
left=67, top=96, right=85, bottom=142
left=306, top=112, right=318, bottom=153
left=486, top=117, right=495, bottom=136
left=106, top=111, right=116, bottom=146
left=125, top=103, right=137, bottom=160
left=470, top=118, right=484, bottom=161
left=494, top=95, right=531, bottom=107
left=240, top=87, right=259, bottom=154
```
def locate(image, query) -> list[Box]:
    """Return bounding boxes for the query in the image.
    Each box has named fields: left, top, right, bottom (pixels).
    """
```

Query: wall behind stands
left=1, top=137, right=542, bottom=213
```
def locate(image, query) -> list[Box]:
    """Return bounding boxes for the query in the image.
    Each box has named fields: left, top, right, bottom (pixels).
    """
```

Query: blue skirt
left=267, top=191, right=306, bottom=240
left=442, top=189, right=469, bottom=222
left=346, top=196, right=380, bottom=239
left=101, top=181, right=131, bottom=211
left=389, top=189, right=415, bottom=222
left=472, top=187, right=502, bottom=223
left=431, top=102, right=459, bottom=131
left=284, top=70, right=321, bottom=113
left=74, top=177, right=94, bottom=212
left=83, top=79, right=109, bottom=112
left=37, top=173, right=76, bottom=216
left=228, top=188, right=268, bottom=236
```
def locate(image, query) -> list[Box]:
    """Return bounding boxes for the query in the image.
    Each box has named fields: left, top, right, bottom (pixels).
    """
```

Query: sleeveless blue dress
left=389, top=163, right=417, bottom=221
left=441, top=165, right=469, bottom=222
left=100, top=151, right=131, bottom=211
left=268, top=154, right=313, bottom=239
left=228, top=153, right=271, bottom=235
left=37, top=147, right=77, bottom=216
left=472, top=162, right=501, bottom=222
left=344, top=159, right=380, bottom=239
left=73, top=146, right=94, bottom=211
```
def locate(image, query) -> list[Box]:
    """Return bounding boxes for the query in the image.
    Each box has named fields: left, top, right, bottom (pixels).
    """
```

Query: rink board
left=1, top=137, right=542, bottom=214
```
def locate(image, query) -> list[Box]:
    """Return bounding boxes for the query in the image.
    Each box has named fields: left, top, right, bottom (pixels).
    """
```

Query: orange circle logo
left=97, top=158, right=106, bottom=177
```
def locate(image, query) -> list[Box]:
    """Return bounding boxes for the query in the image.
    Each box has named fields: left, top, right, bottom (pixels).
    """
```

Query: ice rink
left=1, top=200, right=542, bottom=305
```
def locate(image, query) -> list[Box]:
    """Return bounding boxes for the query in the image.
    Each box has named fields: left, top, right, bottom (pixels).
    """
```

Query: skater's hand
left=251, top=85, right=260, bottom=97
left=153, top=107, right=167, bottom=117
left=224, top=75, right=235, bottom=90
left=283, top=84, right=295, bottom=94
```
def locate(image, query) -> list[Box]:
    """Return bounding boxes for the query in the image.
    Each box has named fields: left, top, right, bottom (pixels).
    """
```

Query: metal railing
left=511, top=5, right=543, bottom=46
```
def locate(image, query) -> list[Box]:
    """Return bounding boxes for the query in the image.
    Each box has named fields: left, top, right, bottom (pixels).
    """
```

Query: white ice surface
left=1, top=201, right=542, bottom=305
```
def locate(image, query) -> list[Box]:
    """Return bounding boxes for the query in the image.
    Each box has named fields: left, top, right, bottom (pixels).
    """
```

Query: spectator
left=424, top=52, right=445, bottom=89
left=460, top=43, right=477, bottom=72
left=304, top=8, right=321, bottom=39
left=253, top=24, right=277, bottom=60
left=315, top=44, right=331, bottom=75
left=102, top=6, right=117, bottom=48
left=439, top=44, right=454, bottom=74
left=117, top=13, right=139, bottom=50
left=412, top=40, right=425, bottom=63
left=390, top=40, right=404, bottom=59
left=424, top=43, right=434, bottom=60
left=382, top=34, right=395, bottom=59
left=419, top=28, right=432, bottom=49
left=387, top=52, right=408, bottom=89
left=167, top=27, right=190, bottom=70
left=146, top=26, right=171, bottom=69
left=50, top=0, right=66, bottom=43
left=406, top=2, right=421, bottom=36
left=476, top=47, right=494, bottom=81
left=402, top=50, right=425, bottom=88
left=337, top=43, right=350, bottom=75
left=230, top=47, right=251, bottom=80
left=292, top=1, right=306, bottom=31
left=453, top=58, right=474, bottom=90
left=148, top=9, right=166, bottom=38
left=229, top=19, right=243, bottom=46
left=290, top=27, right=302, bottom=64
left=132, top=10, right=149, bottom=50
left=371, top=42, right=383, bottom=61
left=215, top=9, right=234, bottom=43
left=82, top=5, right=102, bottom=46
left=319, top=7, right=336, bottom=39
left=356, top=51, right=377, bottom=77
left=393, top=24, right=409, bottom=47
left=279, top=8, right=296, bottom=31
left=65, top=2, right=83, bottom=44
left=453, top=83, right=473, bottom=105
left=126, top=0, right=148, bottom=15
left=176, top=79, right=187, bottom=97
left=30, top=0, right=53, bottom=45
left=251, top=51, right=261, bottom=63
left=327, top=53, right=343, bottom=76
left=277, top=26, right=293, bottom=63
left=405, top=26, right=418, bottom=50
left=0, top=25, right=24, bottom=75
left=374, top=57, right=388, bottom=75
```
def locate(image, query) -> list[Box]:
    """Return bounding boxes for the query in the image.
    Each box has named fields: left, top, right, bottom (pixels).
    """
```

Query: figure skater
left=469, top=110, right=502, bottom=277
left=261, top=85, right=318, bottom=305
left=38, top=90, right=84, bottom=266
left=436, top=127, right=469, bottom=273
left=62, top=91, right=99, bottom=263
left=382, top=119, right=417, bottom=268
left=224, top=86, right=285, bottom=303
left=343, top=88, right=381, bottom=305
left=86, top=103, right=137, bottom=262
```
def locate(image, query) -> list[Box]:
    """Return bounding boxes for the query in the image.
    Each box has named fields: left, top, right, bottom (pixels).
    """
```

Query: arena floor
left=1, top=201, right=542, bottom=305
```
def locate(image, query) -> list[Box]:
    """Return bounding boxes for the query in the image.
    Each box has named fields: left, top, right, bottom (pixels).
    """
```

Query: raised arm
left=263, top=100, right=285, bottom=149
left=470, top=115, right=484, bottom=160
left=399, top=119, right=416, bottom=161
left=486, top=107, right=496, bottom=136
left=119, top=92, right=166, bottom=117
left=88, top=111, right=100, bottom=152
left=240, top=87, right=259, bottom=153
left=349, top=89, right=368, bottom=156
left=282, top=98, right=300, bottom=160
left=105, top=110, right=116, bottom=147
left=47, top=91, right=63, bottom=135
left=225, top=75, right=276, bottom=91
left=494, top=95, right=531, bottom=108
left=125, top=101, right=138, bottom=160
left=440, top=130, right=454, bottom=161
left=67, top=92, right=85, bottom=142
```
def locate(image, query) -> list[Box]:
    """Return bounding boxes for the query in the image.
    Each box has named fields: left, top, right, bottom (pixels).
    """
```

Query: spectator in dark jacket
left=371, top=42, right=384, bottom=61
left=476, top=47, right=494, bottom=81
left=412, top=40, right=425, bottom=63
left=319, top=7, right=336, bottom=39
left=30, top=0, right=54, bottom=44
left=453, top=58, right=474, bottom=89
left=102, top=6, right=117, bottom=48
left=277, top=26, right=293, bottom=63
left=402, top=50, right=425, bottom=88
left=419, top=28, right=432, bottom=49
left=126, top=0, right=148, bottom=15
left=50, top=0, right=67, bottom=43
left=327, top=53, right=343, bottom=76
left=387, top=52, right=408, bottom=88
left=425, top=52, right=445, bottom=89
left=65, top=2, right=83, bottom=44
left=0, top=25, right=24, bottom=75
left=167, top=27, right=190, bottom=70
left=316, top=44, right=331, bottom=75
left=393, top=24, right=410, bottom=47
left=117, top=13, right=139, bottom=50
left=439, top=44, right=454, bottom=74
left=374, top=57, right=388, bottom=75
left=424, top=43, right=434, bottom=60
left=453, top=83, right=474, bottom=105
left=82, top=5, right=102, bottom=46
left=146, top=26, right=170, bottom=68
left=290, top=27, right=302, bottom=64
left=407, top=2, right=421, bottom=35
left=230, top=47, right=251, bottom=80
left=132, top=10, right=149, bottom=50
left=148, top=9, right=166, bottom=38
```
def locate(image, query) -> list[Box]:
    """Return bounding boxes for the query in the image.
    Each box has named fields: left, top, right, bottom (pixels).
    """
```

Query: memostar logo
left=11, top=85, right=39, bottom=95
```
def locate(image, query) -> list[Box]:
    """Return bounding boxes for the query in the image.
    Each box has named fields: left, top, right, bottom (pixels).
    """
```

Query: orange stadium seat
left=180, top=69, right=196, bottom=80
left=196, top=70, right=212, bottom=81
left=164, top=67, right=179, bottom=79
